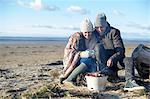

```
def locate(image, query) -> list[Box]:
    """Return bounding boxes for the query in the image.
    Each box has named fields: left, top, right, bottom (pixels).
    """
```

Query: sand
left=0, top=41, right=149, bottom=98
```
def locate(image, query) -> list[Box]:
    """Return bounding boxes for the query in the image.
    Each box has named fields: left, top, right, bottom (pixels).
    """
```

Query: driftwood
left=132, top=44, right=150, bottom=79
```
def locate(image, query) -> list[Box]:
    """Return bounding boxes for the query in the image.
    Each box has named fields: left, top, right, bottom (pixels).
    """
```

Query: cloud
left=31, top=24, right=79, bottom=31
left=17, top=0, right=31, bottom=8
left=112, top=9, right=124, bottom=16
left=44, top=5, right=59, bottom=11
left=67, top=6, right=89, bottom=15
left=17, top=0, right=41, bottom=10
left=17, top=0, right=59, bottom=11
left=31, top=25, right=54, bottom=29
left=30, top=24, right=80, bottom=30
left=61, top=26, right=79, bottom=30
left=126, top=21, right=150, bottom=31
left=29, top=0, right=42, bottom=10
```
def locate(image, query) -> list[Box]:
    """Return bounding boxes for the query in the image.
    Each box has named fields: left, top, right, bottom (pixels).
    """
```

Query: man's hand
left=107, top=58, right=113, bottom=67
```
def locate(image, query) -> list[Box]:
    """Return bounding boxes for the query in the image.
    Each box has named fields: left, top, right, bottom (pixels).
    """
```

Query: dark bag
left=132, top=44, right=150, bottom=79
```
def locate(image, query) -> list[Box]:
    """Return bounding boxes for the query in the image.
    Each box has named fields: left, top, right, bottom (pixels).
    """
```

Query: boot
left=65, top=63, right=87, bottom=83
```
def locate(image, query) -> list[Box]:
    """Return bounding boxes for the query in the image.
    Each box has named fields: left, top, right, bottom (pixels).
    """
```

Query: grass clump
left=49, top=69, right=61, bottom=80
left=22, top=83, right=67, bottom=98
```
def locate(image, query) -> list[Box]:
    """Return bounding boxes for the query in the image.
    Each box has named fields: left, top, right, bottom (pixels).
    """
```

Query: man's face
left=95, top=26, right=106, bottom=33
left=82, top=31, right=92, bottom=39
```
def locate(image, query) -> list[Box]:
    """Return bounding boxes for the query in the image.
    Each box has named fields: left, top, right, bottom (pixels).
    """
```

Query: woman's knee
left=80, top=58, right=94, bottom=66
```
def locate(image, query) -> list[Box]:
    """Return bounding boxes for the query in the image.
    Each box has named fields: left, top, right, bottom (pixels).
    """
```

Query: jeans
left=79, top=58, right=97, bottom=72
left=94, top=43, right=115, bottom=75
left=124, top=57, right=134, bottom=81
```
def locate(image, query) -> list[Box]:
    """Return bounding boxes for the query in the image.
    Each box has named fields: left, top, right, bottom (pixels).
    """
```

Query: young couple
left=60, top=13, right=145, bottom=91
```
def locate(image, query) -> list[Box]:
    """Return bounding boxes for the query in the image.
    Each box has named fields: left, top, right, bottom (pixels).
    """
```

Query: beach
left=0, top=38, right=149, bottom=98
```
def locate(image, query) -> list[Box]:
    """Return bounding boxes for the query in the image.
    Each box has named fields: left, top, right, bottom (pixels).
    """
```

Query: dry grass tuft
left=49, top=69, right=61, bottom=80
left=22, top=83, right=67, bottom=98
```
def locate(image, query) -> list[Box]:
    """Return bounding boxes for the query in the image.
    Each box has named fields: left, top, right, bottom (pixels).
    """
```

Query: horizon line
left=0, top=36, right=150, bottom=41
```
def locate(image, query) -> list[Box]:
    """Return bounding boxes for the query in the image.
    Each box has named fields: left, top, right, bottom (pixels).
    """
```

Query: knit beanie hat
left=80, top=18, right=94, bottom=32
left=94, top=13, right=108, bottom=27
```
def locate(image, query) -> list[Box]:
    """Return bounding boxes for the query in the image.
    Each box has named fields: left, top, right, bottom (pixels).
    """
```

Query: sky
left=0, top=0, right=150, bottom=40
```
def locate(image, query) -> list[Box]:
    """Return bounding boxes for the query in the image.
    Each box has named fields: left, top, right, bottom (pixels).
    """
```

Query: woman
left=60, top=18, right=98, bottom=84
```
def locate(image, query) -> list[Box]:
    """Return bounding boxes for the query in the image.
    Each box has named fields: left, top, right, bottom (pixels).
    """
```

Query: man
left=93, top=13, right=125, bottom=82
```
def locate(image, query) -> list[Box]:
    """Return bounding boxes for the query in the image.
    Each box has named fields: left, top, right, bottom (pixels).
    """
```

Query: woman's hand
left=80, top=50, right=95, bottom=58
left=80, top=50, right=90, bottom=58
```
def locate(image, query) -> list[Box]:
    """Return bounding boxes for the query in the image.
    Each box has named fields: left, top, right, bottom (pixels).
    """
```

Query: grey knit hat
left=80, top=18, right=94, bottom=32
left=94, top=13, right=108, bottom=27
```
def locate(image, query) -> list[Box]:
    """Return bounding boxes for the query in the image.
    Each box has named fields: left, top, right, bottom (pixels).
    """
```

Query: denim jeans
left=94, top=43, right=115, bottom=75
left=79, top=58, right=97, bottom=72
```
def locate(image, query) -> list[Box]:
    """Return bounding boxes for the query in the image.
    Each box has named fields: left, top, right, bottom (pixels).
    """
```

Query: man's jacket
left=93, top=24, right=125, bottom=65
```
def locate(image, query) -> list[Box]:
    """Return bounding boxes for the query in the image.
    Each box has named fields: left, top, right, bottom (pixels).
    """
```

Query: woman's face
left=82, top=31, right=92, bottom=39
